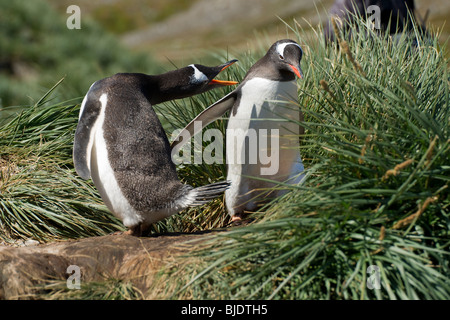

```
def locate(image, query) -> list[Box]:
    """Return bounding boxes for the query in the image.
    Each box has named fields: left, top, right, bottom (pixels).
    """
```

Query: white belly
left=225, top=78, right=304, bottom=215
left=90, top=94, right=142, bottom=227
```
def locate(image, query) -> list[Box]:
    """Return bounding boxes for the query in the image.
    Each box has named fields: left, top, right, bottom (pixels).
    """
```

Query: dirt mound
left=0, top=232, right=211, bottom=299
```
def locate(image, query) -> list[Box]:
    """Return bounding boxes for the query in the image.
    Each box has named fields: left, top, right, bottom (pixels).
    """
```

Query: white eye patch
left=189, top=64, right=208, bottom=83
left=276, top=42, right=303, bottom=59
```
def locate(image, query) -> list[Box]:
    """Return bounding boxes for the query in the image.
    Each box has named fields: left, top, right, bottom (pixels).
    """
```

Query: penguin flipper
left=73, top=91, right=102, bottom=180
left=171, top=90, right=237, bottom=151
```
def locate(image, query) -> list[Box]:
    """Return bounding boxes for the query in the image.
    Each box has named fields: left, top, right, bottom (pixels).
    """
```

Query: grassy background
left=0, top=0, right=161, bottom=110
left=2, top=0, right=449, bottom=109
left=49, top=0, right=450, bottom=63
left=0, top=1, right=449, bottom=299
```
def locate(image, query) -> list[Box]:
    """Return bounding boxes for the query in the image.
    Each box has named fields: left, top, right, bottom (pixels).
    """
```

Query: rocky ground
left=0, top=232, right=215, bottom=299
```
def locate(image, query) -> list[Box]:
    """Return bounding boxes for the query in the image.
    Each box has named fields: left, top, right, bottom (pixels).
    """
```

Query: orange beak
left=209, top=59, right=239, bottom=86
left=209, top=79, right=239, bottom=86
left=289, top=64, right=303, bottom=79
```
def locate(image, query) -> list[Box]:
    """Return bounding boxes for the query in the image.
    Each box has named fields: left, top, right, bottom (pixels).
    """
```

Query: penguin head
left=270, top=39, right=304, bottom=80
left=148, top=60, right=238, bottom=105
left=187, top=59, right=239, bottom=92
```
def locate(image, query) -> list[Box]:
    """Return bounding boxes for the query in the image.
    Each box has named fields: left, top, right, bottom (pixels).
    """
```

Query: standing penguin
left=171, top=40, right=304, bottom=222
left=73, top=60, right=238, bottom=236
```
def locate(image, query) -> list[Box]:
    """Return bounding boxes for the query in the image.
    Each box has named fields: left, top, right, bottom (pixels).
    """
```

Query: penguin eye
left=279, top=55, right=284, bottom=60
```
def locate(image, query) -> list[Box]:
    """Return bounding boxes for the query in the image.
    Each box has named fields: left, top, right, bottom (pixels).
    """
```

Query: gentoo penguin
left=171, top=40, right=304, bottom=222
left=73, top=60, right=238, bottom=236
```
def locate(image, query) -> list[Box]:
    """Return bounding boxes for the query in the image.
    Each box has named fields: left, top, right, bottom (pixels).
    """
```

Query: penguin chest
left=226, top=78, right=301, bottom=177
left=225, top=78, right=303, bottom=214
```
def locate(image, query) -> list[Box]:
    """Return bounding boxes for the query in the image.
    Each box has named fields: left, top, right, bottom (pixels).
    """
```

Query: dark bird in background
left=324, top=0, right=428, bottom=43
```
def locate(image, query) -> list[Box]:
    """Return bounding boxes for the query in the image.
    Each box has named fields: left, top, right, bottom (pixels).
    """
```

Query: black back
left=78, top=74, right=189, bottom=212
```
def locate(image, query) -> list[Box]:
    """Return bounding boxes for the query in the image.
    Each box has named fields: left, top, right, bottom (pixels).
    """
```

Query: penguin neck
left=144, top=69, right=198, bottom=105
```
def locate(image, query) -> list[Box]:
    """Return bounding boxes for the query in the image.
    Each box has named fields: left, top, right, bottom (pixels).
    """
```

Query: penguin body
left=74, top=62, right=237, bottom=235
left=171, top=40, right=305, bottom=220
left=225, top=77, right=303, bottom=215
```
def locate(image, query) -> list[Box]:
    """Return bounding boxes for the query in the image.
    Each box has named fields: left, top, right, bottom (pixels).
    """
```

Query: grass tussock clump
left=153, top=17, right=449, bottom=300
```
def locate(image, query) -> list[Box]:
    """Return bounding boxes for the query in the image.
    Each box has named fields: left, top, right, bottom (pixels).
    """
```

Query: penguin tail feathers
left=187, top=180, right=230, bottom=207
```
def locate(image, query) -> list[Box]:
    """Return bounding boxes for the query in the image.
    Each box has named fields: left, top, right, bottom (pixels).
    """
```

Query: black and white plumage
left=171, top=40, right=305, bottom=221
left=73, top=60, right=238, bottom=235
